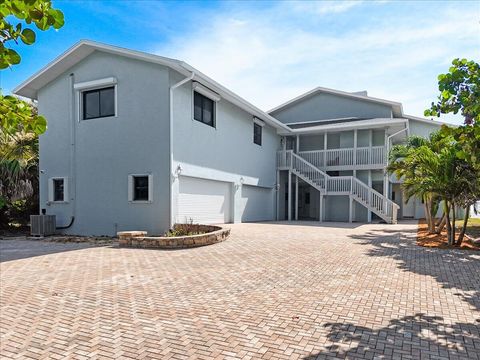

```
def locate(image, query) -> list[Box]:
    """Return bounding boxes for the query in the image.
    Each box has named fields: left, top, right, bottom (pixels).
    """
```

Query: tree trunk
left=456, top=206, right=470, bottom=247
left=451, top=201, right=456, bottom=246
left=445, top=201, right=453, bottom=245
left=436, top=213, right=447, bottom=234
left=424, top=196, right=435, bottom=234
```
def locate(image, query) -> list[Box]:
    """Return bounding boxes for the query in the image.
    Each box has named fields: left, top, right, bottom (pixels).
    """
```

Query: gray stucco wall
left=170, top=72, right=280, bottom=222
left=271, top=92, right=393, bottom=124
left=409, top=119, right=442, bottom=138
left=38, top=51, right=171, bottom=236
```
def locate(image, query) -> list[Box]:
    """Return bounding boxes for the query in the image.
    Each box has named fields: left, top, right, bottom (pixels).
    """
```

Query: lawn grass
left=455, top=217, right=480, bottom=239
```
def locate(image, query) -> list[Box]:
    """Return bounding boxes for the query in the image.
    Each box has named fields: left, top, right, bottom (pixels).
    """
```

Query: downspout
left=169, top=71, right=195, bottom=228
left=58, top=73, right=76, bottom=229
left=384, top=122, right=409, bottom=213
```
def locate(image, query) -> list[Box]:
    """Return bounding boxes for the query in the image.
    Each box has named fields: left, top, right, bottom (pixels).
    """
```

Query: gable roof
left=13, top=40, right=291, bottom=132
left=268, top=86, right=404, bottom=118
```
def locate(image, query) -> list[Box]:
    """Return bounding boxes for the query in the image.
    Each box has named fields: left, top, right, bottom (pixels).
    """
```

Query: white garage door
left=177, top=176, right=232, bottom=224
left=241, top=185, right=273, bottom=222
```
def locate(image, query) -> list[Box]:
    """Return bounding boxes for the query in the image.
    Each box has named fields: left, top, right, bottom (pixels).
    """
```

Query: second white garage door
left=177, top=176, right=232, bottom=224
left=240, top=185, right=274, bottom=222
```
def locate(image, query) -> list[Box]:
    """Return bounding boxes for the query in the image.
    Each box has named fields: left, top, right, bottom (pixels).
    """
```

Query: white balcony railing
left=299, top=146, right=386, bottom=168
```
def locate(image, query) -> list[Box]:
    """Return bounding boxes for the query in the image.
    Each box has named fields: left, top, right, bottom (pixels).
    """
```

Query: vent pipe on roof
left=352, top=91, right=368, bottom=96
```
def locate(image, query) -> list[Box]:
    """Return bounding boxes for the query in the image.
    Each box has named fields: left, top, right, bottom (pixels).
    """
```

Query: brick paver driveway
left=1, top=222, right=479, bottom=359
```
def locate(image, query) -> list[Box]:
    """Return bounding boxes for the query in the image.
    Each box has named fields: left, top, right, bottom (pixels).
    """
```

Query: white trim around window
left=253, top=117, right=265, bottom=127
left=75, top=77, right=118, bottom=121
left=48, top=177, right=69, bottom=203
left=74, top=77, right=117, bottom=91
left=128, top=174, right=153, bottom=203
left=192, top=82, right=221, bottom=102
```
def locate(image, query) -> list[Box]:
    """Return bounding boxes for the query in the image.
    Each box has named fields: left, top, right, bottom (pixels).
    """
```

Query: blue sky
left=2, top=0, right=479, bottom=124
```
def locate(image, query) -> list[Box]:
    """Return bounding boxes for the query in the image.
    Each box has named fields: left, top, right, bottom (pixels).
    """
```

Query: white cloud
left=288, top=1, right=363, bottom=15
left=156, top=2, right=479, bottom=124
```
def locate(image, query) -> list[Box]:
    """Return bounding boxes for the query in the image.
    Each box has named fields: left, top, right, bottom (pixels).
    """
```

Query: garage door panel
left=177, top=176, right=231, bottom=224
left=241, top=185, right=273, bottom=222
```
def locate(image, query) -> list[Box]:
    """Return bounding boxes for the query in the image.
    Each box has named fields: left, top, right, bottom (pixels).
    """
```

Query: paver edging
left=117, top=225, right=230, bottom=249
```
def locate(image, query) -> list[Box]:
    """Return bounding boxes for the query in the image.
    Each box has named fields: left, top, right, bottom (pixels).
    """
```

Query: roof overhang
left=14, top=40, right=291, bottom=132
left=279, top=118, right=408, bottom=136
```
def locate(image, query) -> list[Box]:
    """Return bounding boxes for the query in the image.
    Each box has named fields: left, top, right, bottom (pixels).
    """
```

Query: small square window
left=82, top=87, right=115, bottom=120
left=129, top=175, right=152, bottom=202
left=193, top=91, right=215, bottom=127
left=133, top=176, right=149, bottom=201
left=53, top=179, right=64, bottom=202
left=253, top=122, right=262, bottom=146
left=49, top=177, right=67, bottom=203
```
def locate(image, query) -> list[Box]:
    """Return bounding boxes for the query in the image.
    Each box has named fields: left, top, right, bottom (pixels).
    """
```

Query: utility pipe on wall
left=169, top=71, right=195, bottom=227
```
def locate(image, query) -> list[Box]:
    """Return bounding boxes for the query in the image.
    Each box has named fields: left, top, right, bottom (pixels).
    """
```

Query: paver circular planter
left=117, top=225, right=230, bottom=249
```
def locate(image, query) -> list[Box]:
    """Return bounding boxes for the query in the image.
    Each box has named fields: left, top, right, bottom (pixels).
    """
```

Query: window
left=133, top=176, right=149, bottom=201
left=193, top=91, right=215, bottom=127
left=53, top=179, right=64, bottom=202
left=82, top=87, right=115, bottom=120
left=128, top=174, right=152, bottom=202
left=48, top=177, right=68, bottom=203
left=253, top=122, right=262, bottom=145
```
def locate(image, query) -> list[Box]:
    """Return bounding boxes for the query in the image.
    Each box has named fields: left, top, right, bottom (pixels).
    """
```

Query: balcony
left=298, top=146, right=386, bottom=170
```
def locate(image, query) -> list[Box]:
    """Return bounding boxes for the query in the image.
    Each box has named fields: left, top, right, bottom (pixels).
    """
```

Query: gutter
left=55, top=73, right=76, bottom=230
left=386, top=122, right=409, bottom=165
left=169, top=71, right=195, bottom=228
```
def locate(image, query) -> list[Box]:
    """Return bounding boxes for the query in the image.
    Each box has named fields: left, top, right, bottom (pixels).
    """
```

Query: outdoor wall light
left=176, top=164, right=183, bottom=176
left=240, top=177, right=244, bottom=185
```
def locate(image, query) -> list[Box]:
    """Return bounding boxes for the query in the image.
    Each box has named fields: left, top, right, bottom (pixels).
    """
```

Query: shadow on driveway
left=0, top=239, right=107, bottom=262
left=304, top=313, right=480, bottom=359
left=349, top=226, right=480, bottom=311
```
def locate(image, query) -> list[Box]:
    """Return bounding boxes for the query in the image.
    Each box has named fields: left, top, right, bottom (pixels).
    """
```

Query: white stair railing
left=299, top=146, right=386, bottom=168
left=277, top=150, right=399, bottom=223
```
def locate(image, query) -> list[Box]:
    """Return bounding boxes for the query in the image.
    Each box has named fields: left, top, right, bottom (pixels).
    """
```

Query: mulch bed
left=417, top=219, right=480, bottom=251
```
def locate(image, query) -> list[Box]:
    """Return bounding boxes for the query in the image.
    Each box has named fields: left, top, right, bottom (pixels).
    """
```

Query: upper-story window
left=193, top=91, right=215, bottom=127
left=82, top=86, right=115, bottom=120
left=253, top=118, right=265, bottom=146
left=253, top=122, right=262, bottom=146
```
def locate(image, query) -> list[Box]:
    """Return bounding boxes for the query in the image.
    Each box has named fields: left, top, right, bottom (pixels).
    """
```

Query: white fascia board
left=192, top=82, right=221, bottom=102
left=280, top=118, right=408, bottom=135
left=74, top=77, right=117, bottom=91
left=404, top=114, right=456, bottom=127
left=180, top=62, right=292, bottom=133
left=13, top=40, right=188, bottom=99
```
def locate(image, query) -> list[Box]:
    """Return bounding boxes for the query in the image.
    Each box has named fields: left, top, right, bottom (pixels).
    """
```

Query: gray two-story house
left=14, top=40, right=446, bottom=236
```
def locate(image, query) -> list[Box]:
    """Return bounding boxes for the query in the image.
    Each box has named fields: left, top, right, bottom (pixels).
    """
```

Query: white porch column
left=295, top=175, right=299, bottom=221
left=367, top=170, right=372, bottom=222
left=323, top=132, right=327, bottom=167
left=288, top=170, right=292, bottom=221
left=353, top=129, right=357, bottom=166
left=276, top=170, right=280, bottom=220
left=368, top=129, right=373, bottom=165
left=349, top=196, right=353, bottom=223
left=319, top=193, right=323, bottom=222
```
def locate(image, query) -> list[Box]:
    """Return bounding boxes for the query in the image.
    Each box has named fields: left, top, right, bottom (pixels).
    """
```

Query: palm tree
left=388, top=134, right=444, bottom=234
left=0, top=129, right=39, bottom=227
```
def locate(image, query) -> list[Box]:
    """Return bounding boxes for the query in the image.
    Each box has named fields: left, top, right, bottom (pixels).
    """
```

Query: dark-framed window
left=193, top=91, right=215, bottom=127
left=82, top=86, right=115, bottom=120
left=133, top=176, right=149, bottom=201
left=53, top=178, right=64, bottom=202
left=253, top=122, right=262, bottom=145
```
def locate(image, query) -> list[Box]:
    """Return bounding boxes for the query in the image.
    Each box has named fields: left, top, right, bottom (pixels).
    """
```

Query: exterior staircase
left=277, top=150, right=399, bottom=224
